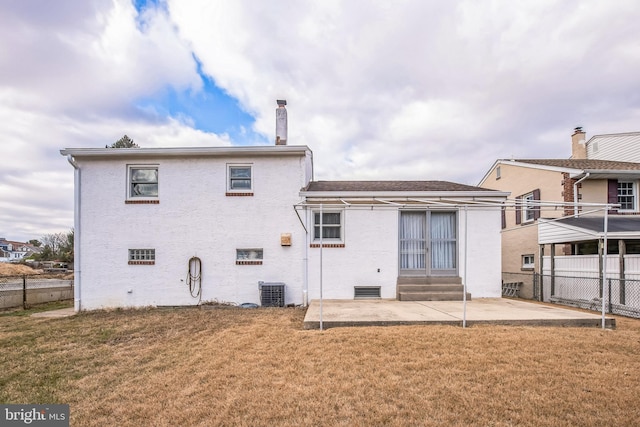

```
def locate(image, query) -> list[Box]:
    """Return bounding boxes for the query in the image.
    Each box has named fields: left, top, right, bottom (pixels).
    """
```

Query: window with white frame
left=522, top=254, right=534, bottom=269
left=128, top=249, right=155, bottom=264
left=228, top=165, right=252, bottom=192
left=128, top=166, right=158, bottom=199
left=618, top=181, right=636, bottom=211
left=496, top=166, right=501, bottom=180
left=523, top=193, right=536, bottom=222
left=313, top=211, right=342, bottom=240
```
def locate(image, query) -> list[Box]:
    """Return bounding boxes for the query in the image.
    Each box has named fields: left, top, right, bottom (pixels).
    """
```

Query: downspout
left=573, top=173, right=590, bottom=217
left=66, top=155, right=81, bottom=312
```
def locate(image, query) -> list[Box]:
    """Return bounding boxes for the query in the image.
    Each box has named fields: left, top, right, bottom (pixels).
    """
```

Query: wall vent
left=354, top=286, right=381, bottom=299
left=259, top=282, right=285, bottom=307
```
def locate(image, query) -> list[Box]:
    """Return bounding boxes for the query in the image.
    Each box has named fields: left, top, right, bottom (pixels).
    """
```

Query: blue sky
left=2, top=0, right=640, bottom=242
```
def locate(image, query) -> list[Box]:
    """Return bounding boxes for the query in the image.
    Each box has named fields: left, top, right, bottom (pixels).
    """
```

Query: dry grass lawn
left=1, top=304, right=639, bottom=426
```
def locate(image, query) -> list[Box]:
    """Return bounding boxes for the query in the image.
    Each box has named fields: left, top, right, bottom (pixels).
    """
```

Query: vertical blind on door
left=400, top=212, right=426, bottom=270
left=430, top=212, right=456, bottom=270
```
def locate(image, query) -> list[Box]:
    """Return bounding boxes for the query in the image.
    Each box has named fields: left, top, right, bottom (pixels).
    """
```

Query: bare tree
left=34, top=229, right=74, bottom=262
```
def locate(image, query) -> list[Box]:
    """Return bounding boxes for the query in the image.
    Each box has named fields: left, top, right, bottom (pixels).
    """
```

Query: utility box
left=259, top=282, right=286, bottom=307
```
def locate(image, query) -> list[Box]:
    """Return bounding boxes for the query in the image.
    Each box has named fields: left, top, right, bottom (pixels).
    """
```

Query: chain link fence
left=0, top=274, right=73, bottom=309
left=535, top=273, right=640, bottom=319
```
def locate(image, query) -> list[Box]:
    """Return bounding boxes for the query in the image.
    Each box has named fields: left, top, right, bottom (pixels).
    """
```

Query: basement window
left=128, top=249, right=155, bottom=265
left=236, top=248, right=263, bottom=265
left=522, top=254, right=534, bottom=270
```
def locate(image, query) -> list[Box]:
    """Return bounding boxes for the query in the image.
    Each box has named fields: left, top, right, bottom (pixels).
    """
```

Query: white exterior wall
left=77, top=154, right=309, bottom=310
left=306, top=208, right=399, bottom=300
left=461, top=208, right=503, bottom=298
left=305, top=206, right=503, bottom=300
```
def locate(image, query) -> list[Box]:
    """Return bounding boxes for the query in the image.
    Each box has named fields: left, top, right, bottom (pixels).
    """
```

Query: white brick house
left=61, top=145, right=508, bottom=311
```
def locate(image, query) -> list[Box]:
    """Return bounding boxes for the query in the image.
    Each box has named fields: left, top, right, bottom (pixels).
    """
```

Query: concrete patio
left=303, top=298, right=616, bottom=329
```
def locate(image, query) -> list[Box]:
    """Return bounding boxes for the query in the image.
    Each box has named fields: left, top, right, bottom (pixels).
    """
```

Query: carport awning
left=538, top=216, right=640, bottom=244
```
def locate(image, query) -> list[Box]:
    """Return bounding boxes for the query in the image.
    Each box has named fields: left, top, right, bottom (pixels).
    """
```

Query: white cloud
left=3, top=0, right=640, bottom=241
left=166, top=0, right=640, bottom=186
left=0, top=0, right=229, bottom=241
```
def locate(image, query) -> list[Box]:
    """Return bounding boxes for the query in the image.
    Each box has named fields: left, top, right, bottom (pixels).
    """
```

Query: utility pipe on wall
left=66, top=155, right=81, bottom=312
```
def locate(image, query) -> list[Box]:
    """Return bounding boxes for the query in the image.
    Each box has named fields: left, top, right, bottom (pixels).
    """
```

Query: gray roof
left=304, top=180, right=494, bottom=192
left=552, top=216, right=640, bottom=233
left=511, top=159, right=640, bottom=171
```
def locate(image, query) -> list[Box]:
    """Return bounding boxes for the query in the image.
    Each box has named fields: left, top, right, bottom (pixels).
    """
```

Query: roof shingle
left=511, top=159, right=640, bottom=171
left=304, top=181, right=494, bottom=192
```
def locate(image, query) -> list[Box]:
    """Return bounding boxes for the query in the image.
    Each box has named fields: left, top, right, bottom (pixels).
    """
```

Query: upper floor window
left=618, top=181, right=636, bottom=211
left=227, top=165, right=253, bottom=195
left=128, top=166, right=158, bottom=199
left=313, top=211, right=342, bottom=241
left=523, top=193, right=536, bottom=222
left=496, top=166, right=501, bottom=180
left=515, top=189, right=540, bottom=225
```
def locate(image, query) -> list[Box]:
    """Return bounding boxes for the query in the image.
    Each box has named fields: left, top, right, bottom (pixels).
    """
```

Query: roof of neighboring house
left=304, top=180, right=495, bottom=193
left=538, top=216, right=640, bottom=244
left=480, top=158, right=640, bottom=185
left=550, top=216, right=640, bottom=233
left=511, top=159, right=640, bottom=171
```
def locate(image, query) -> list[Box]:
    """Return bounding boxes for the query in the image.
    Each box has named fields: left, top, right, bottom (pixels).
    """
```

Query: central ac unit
left=258, top=282, right=285, bottom=307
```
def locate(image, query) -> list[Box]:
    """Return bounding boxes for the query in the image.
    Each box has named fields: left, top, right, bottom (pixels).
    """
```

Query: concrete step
left=397, top=284, right=465, bottom=293
left=397, top=276, right=462, bottom=285
left=398, top=291, right=472, bottom=302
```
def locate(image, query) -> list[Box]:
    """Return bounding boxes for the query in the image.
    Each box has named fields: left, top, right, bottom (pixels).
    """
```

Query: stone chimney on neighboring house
left=571, top=126, right=587, bottom=159
left=275, top=100, right=287, bottom=145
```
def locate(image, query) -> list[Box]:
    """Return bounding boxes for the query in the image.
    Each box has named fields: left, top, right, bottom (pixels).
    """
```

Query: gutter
left=66, top=155, right=81, bottom=312
left=573, top=172, right=590, bottom=218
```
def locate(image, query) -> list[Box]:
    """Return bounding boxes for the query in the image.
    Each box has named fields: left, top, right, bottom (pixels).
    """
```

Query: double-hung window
left=227, top=165, right=252, bottom=194
left=523, top=193, right=535, bottom=222
left=618, top=181, right=636, bottom=211
left=128, top=166, right=158, bottom=200
left=313, top=211, right=342, bottom=241
left=516, top=189, right=540, bottom=225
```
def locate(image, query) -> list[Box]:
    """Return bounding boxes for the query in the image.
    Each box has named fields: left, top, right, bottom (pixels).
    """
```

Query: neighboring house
left=0, top=238, right=41, bottom=263
left=479, top=129, right=640, bottom=299
left=579, top=130, right=640, bottom=163
left=60, top=104, right=509, bottom=311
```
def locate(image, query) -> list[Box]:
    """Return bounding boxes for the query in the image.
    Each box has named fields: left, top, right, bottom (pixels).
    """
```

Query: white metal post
left=463, top=205, right=468, bottom=328
left=319, top=204, right=324, bottom=331
left=602, top=206, right=609, bottom=329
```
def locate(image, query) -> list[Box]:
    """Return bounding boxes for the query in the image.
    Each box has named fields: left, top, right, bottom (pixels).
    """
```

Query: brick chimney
left=275, top=100, right=287, bottom=145
left=571, top=126, right=586, bottom=159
